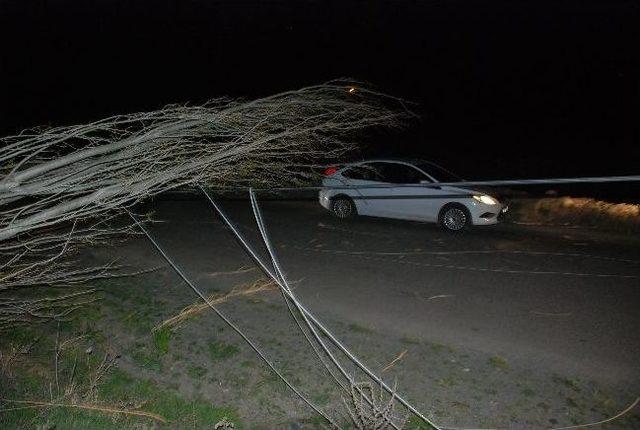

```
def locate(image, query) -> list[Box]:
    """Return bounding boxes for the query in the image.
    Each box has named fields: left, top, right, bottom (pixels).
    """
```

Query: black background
left=1, top=0, right=638, bottom=185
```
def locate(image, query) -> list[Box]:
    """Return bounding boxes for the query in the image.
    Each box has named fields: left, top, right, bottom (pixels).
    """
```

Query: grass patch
left=405, top=415, right=437, bottom=429
left=510, top=197, right=640, bottom=233
left=121, top=310, right=155, bottom=334
left=187, top=365, right=208, bottom=379
left=522, top=387, right=536, bottom=397
left=348, top=322, right=374, bottom=334
left=553, top=375, right=581, bottom=392
left=302, top=414, right=331, bottom=427
left=0, top=405, right=141, bottom=430
left=209, top=340, right=240, bottom=361
left=131, top=347, right=162, bottom=371
left=152, top=327, right=172, bottom=356
left=0, top=277, right=242, bottom=429
left=254, top=371, right=288, bottom=395
left=400, top=336, right=421, bottom=345
left=2, top=325, right=38, bottom=344
left=429, top=341, right=454, bottom=353
left=1, top=343, right=239, bottom=429
left=436, top=376, right=457, bottom=388
left=311, top=390, right=331, bottom=406
left=488, top=355, right=509, bottom=371
left=101, top=369, right=241, bottom=428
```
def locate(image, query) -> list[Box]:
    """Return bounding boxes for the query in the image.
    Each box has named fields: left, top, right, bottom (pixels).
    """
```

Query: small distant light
left=348, top=87, right=356, bottom=94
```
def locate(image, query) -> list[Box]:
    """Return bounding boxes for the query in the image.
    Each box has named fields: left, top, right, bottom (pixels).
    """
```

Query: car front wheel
left=439, top=204, right=470, bottom=231
left=331, top=196, right=357, bottom=219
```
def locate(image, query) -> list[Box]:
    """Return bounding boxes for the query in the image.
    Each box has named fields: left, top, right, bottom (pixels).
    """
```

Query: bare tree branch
left=0, top=80, right=410, bottom=328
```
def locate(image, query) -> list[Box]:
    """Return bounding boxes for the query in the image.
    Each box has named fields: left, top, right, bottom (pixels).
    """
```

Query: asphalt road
left=141, top=197, right=640, bottom=391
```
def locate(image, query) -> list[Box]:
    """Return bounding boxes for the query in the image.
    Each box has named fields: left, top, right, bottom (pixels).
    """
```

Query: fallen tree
left=0, top=81, right=410, bottom=327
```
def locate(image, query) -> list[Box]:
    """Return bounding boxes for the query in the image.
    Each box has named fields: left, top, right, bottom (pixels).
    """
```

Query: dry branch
left=153, top=278, right=277, bottom=332
left=0, top=289, right=99, bottom=331
left=0, top=329, right=163, bottom=425
left=381, top=350, right=408, bottom=373
left=0, top=399, right=166, bottom=424
left=0, top=80, right=410, bottom=328
left=0, top=81, right=408, bottom=242
left=344, top=381, right=408, bottom=430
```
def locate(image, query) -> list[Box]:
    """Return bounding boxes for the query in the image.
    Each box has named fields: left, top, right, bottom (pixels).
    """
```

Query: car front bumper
left=470, top=202, right=509, bottom=225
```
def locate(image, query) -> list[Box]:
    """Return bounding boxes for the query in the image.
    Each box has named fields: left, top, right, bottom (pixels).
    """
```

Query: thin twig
left=153, top=278, right=276, bottom=331
left=0, top=399, right=166, bottom=423
left=54, top=321, right=60, bottom=396
left=381, top=350, right=408, bottom=373
left=549, top=396, right=639, bottom=430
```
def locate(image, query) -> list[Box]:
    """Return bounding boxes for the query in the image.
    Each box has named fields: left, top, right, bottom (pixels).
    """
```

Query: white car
left=319, top=159, right=508, bottom=231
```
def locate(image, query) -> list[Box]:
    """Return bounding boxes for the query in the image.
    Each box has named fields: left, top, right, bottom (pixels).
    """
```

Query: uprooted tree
left=0, top=81, right=410, bottom=329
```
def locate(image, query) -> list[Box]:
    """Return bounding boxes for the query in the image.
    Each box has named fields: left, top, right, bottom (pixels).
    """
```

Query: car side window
left=366, top=163, right=389, bottom=182
left=379, top=163, right=426, bottom=184
left=342, top=164, right=385, bottom=181
left=342, top=166, right=365, bottom=180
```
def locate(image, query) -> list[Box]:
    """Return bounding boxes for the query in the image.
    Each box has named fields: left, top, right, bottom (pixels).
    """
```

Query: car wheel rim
left=333, top=200, right=352, bottom=218
left=443, top=208, right=466, bottom=230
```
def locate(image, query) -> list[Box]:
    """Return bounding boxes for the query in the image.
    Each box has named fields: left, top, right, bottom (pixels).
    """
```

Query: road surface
left=137, top=197, right=640, bottom=390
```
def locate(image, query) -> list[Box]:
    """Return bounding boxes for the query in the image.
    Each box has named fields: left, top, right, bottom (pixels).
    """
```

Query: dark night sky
left=1, top=0, right=639, bottom=182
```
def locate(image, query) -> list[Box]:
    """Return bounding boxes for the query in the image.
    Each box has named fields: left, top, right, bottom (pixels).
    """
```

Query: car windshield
left=415, top=162, right=462, bottom=183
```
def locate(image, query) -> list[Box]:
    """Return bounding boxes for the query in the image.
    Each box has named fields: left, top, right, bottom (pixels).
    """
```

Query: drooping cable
left=208, top=174, right=640, bottom=193
left=127, top=210, right=339, bottom=428
left=248, top=189, right=407, bottom=428
left=201, top=187, right=441, bottom=430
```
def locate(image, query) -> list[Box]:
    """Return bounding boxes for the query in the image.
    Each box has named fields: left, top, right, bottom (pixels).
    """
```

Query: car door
left=372, top=162, right=439, bottom=221
left=363, top=162, right=420, bottom=217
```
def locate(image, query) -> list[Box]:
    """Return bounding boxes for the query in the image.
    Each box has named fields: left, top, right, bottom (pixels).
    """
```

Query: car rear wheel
left=331, top=196, right=357, bottom=219
left=439, top=204, right=470, bottom=231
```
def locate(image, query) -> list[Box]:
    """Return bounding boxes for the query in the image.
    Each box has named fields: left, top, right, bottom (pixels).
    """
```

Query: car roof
left=343, top=158, right=422, bottom=166
left=341, top=158, right=447, bottom=169
left=338, top=158, right=462, bottom=181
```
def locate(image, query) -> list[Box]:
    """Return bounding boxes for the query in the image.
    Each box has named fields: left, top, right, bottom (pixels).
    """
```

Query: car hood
left=442, top=185, right=508, bottom=203
left=441, top=185, right=478, bottom=196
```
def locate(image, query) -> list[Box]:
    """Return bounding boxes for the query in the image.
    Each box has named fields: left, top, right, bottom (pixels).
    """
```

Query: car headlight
left=473, top=194, right=498, bottom=205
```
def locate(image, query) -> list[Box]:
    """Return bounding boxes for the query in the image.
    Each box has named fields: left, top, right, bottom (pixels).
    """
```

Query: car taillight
left=324, top=166, right=338, bottom=176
